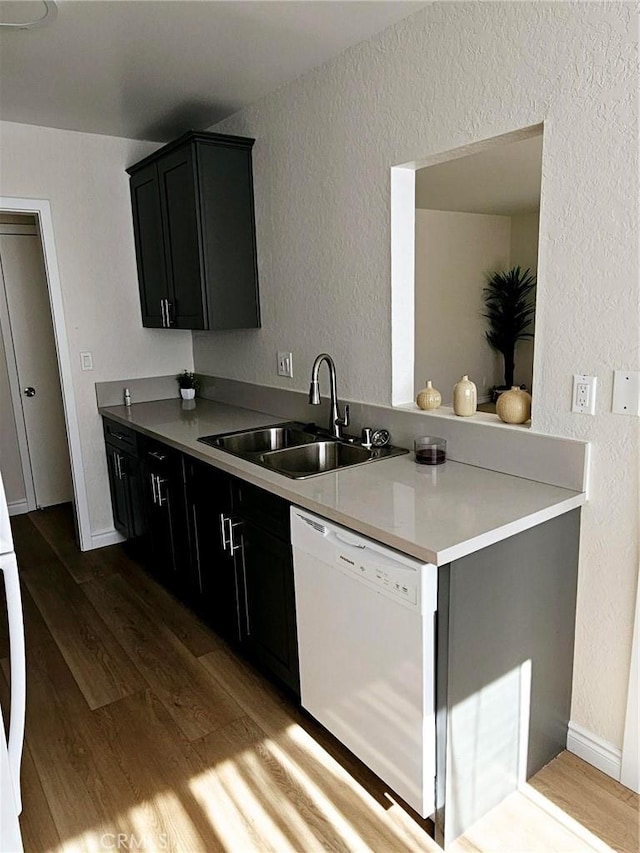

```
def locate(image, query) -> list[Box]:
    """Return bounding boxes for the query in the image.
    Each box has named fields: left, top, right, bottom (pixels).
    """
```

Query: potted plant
left=482, top=266, right=536, bottom=400
left=176, top=370, right=200, bottom=400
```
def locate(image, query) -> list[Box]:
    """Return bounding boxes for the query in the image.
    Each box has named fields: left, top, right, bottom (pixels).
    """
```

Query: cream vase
left=416, top=380, right=442, bottom=411
left=453, top=375, right=477, bottom=417
left=496, top=386, right=532, bottom=424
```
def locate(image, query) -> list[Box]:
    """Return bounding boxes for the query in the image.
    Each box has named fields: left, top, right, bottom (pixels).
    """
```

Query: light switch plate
left=612, top=370, right=640, bottom=415
left=277, top=351, right=293, bottom=378
left=80, top=351, right=93, bottom=371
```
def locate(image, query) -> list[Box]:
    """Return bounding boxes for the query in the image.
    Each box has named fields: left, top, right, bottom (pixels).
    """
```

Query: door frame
left=0, top=197, right=92, bottom=551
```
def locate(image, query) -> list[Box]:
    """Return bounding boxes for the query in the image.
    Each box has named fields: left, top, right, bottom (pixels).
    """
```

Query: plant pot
left=180, top=388, right=196, bottom=400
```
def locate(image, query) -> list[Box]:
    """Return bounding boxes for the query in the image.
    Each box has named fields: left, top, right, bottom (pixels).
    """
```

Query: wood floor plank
left=0, top=665, right=62, bottom=853
left=2, top=643, right=145, bottom=851
left=194, top=712, right=431, bottom=853
left=0, top=578, right=52, bottom=659
left=530, top=753, right=640, bottom=853
left=92, top=689, right=224, bottom=852
left=29, top=504, right=119, bottom=585
left=10, top=513, right=59, bottom=568
left=82, top=573, right=245, bottom=741
left=103, top=552, right=220, bottom=658
left=23, top=557, right=144, bottom=710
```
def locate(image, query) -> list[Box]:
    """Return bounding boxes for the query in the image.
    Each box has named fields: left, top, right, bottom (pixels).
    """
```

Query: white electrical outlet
left=277, top=351, right=293, bottom=378
left=612, top=370, right=640, bottom=415
left=80, top=351, right=93, bottom=371
left=572, top=374, right=596, bottom=414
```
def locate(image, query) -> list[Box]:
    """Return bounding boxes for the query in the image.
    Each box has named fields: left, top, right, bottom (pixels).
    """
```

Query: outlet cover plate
left=612, top=370, right=640, bottom=415
left=572, top=374, right=596, bottom=414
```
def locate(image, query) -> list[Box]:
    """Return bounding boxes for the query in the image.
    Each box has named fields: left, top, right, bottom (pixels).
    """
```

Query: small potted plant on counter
left=482, top=265, right=536, bottom=402
left=176, top=370, right=200, bottom=400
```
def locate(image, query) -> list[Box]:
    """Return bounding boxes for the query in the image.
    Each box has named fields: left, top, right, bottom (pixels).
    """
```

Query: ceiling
left=0, top=0, right=425, bottom=142
left=415, top=135, right=543, bottom=216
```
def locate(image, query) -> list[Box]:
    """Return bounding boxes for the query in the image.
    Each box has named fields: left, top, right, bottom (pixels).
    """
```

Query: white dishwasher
left=291, top=507, right=437, bottom=818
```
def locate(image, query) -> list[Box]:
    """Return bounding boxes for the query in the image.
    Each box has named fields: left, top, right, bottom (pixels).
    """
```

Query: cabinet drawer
left=103, top=419, right=138, bottom=454
left=232, top=479, right=290, bottom=540
left=139, top=435, right=181, bottom=473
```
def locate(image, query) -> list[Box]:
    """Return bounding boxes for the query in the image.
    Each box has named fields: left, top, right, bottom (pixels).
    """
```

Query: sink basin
left=199, top=423, right=316, bottom=454
left=259, top=440, right=373, bottom=477
left=198, top=421, right=409, bottom=479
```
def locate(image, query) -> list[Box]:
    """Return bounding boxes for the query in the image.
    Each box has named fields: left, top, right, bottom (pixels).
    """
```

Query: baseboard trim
left=90, top=528, right=125, bottom=550
left=7, top=499, right=29, bottom=516
left=567, top=721, right=622, bottom=780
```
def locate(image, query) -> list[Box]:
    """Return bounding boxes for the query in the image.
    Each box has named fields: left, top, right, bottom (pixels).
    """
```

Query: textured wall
left=0, top=122, right=193, bottom=536
left=195, top=2, right=639, bottom=747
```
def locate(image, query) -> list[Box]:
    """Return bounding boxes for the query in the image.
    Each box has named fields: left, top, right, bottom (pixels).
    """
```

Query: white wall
left=194, top=2, right=639, bottom=750
left=510, top=210, right=539, bottom=388
left=414, top=210, right=509, bottom=402
left=0, top=121, right=193, bottom=538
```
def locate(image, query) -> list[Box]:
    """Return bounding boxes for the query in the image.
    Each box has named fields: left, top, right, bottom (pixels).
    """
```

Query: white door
left=0, top=221, right=72, bottom=508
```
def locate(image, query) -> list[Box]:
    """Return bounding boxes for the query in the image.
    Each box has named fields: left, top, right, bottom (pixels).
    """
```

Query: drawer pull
left=148, top=451, right=167, bottom=462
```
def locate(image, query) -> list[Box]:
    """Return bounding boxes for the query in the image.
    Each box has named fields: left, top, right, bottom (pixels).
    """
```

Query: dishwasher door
left=291, top=507, right=437, bottom=818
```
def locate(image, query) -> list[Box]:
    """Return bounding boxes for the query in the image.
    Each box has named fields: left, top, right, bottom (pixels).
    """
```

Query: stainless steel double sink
left=198, top=422, right=408, bottom=479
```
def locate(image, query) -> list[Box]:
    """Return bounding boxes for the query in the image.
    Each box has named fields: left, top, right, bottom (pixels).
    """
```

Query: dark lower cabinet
left=103, top=420, right=144, bottom=542
left=103, top=420, right=299, bottom=697
left=237, top=520, right=300, bottom=695
left=185, top=458, right=241, bottom=642
left=138, top=437, right=191, bottom=593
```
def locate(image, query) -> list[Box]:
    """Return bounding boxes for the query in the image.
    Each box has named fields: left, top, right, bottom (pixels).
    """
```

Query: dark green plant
left=176, top=370, right=200, bottom=391
left=482, top=266, right=536, bottom=388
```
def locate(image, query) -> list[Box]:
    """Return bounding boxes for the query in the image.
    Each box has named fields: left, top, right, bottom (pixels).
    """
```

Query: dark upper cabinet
left=127, top=131, right=260, bottom=331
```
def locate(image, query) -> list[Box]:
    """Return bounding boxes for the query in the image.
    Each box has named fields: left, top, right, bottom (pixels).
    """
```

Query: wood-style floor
left=0, top=504, right=637, bottom=853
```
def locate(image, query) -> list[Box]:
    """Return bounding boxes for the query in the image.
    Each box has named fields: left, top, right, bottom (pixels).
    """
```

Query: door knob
left=23, top=387, right=36, bottom=397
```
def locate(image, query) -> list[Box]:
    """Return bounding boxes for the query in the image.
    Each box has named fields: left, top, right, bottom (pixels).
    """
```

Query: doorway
left=0, top=213, right=72, bottom=514
left=0, top=197, right=92, bottom=551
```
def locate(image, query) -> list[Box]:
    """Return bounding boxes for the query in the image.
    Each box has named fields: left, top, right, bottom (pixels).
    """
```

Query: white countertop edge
left=435, top=492, right=586, bottom=566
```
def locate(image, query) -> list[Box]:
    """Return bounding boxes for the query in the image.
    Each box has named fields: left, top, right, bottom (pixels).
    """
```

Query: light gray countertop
left=100, top=398, right=585, bottom=565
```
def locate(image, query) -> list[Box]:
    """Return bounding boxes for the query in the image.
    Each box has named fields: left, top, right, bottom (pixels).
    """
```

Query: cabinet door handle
left=220, top=513, right=230, bottom=553
left=240, top=549, right=251, bottom=636
left=150, top=473, right=158, bottom=505
left=228, top=519, right=242, bottom=554
left=156, top=477, right=167, bottom=506
left=166, top=300, right=174, bottom=327
left=160, top=299, right=167, bottom=327
left=115, top=452, right=123, bottom=480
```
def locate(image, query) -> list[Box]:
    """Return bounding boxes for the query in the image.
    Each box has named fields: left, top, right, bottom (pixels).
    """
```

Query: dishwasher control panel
left=335, top=547, right=419, bottom=606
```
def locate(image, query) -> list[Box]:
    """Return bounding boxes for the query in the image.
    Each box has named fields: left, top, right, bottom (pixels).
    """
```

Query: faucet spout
left=308, top=353, right=349, bottom=439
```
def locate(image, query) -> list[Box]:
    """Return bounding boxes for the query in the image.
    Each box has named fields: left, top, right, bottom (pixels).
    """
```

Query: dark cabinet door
left=238, top=521, right=299, bottom=695
left=105, top=443, right=144, bottom=541
left=105, top=443, right=131, bottom=537
left=129, top=162, right=168, bottom=328
left=157, top=147, right=206, bottom=330
left=197, top=142, right=260, bottom=330
left=140, top=442, right=189, bottom=592
left=186, top=460, right=241, bottom=642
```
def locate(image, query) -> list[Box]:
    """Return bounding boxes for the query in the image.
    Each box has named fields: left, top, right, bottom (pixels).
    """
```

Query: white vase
left=180, top=388, right=196, bottom=400
left=453, top=375, right=477, bottom=417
